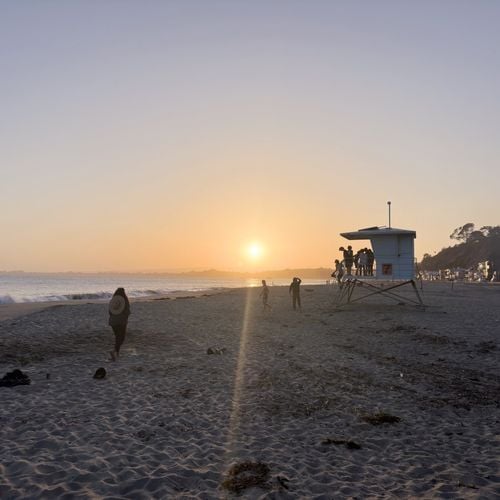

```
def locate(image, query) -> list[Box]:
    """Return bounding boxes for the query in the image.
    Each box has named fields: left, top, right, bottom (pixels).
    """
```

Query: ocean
left=0, top=274, right=326, bottom=304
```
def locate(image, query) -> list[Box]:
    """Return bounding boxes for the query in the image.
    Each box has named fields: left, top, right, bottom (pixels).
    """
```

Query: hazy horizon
left=2, top=1, right=500, bottom=272
left=0, top=266, right=333, bottom=276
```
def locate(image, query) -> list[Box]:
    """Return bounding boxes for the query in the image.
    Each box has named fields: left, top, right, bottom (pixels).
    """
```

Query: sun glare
left=247, top=242, right=263, bottom=260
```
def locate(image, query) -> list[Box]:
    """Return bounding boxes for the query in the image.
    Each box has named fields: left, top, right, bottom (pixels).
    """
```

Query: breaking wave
left=0, top=287, right=223, bottom=305
left=0, top=295, right=16, bottom=304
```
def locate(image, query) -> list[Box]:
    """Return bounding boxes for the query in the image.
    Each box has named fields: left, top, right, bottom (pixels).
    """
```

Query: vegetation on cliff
left=420, top=224, right=500, bottom=270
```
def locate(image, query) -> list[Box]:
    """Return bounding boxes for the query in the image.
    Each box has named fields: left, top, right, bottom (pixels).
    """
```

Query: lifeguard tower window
left=382, top=264, right=393, bottom=275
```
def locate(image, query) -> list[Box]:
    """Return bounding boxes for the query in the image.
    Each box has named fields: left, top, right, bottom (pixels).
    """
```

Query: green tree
left=450, top=223, right=475, bottom=242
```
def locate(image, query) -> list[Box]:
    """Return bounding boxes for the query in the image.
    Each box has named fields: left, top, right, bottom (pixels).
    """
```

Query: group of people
left=353, top=247, right=375, bottom=276
left=108, top=277, right=304, bottom=360
left=332, top=245, right=375, bottom=284
left=260, top=277, right=302, bottom=312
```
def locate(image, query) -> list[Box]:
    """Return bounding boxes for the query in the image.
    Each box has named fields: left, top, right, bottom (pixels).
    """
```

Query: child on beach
left=332, top=259, right=344, bottom=285
left=108, top=288, right=131, bottom=361
left=289, top=277, right=302, bottom=311
left=260, top=280, right=272, bottom=310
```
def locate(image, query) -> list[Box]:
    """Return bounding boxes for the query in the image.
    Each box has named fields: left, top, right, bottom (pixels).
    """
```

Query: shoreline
left=1, top=278, right=498, bottom=323
left=0, top=288, right=231, bottom=322
left=0, top=280, right=327, bottom=322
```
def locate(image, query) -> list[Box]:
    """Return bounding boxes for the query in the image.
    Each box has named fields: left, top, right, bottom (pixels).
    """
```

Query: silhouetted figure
left=359, top=248, right=368, bottom=276
left=340, top=246, right=354, bottom=274
left=366, top=248, right=374, bottom=276
left=108, top=287, right=131, bottom=361
left=260, top=280, right=272, bottom=310
left=332, top=259, right=344, bottom=285
left=289, top=277, right=302, bottom=311
left=354, top=250, right=361, bottom=275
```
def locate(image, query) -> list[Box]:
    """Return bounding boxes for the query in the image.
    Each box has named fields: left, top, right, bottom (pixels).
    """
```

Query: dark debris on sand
left=93, top=367, right=106, bottom=379
left=322, top=438, right=362, bottom=449
left=206, top=346, right=226, bottom=355
left=221, top=461, right=271, bottom=493
left=0, top=369, right=31, bottom=387
left=362, top=412, right=401, bottom=425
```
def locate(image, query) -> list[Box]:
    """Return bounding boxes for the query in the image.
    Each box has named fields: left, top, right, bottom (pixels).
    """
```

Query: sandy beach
left=0, top=282, right=499, bottom=498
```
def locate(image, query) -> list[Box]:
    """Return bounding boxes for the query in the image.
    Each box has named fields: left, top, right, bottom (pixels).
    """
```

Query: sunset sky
left=1, top=1, right=499, bottom=272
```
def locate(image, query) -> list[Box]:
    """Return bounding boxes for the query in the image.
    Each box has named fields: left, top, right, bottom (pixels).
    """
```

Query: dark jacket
left=289, top=278, right=302, bottom=295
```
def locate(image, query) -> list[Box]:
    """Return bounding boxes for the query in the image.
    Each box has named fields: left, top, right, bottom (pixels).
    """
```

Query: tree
left=480, top=226, right=492, bottom=237
left=450, top=223, right=475, bottom=243
left=468, top=230, right=485, bottom=243
left=484, top=226, right=500, bottom=238
left=420, top=223, right=500, bottom=271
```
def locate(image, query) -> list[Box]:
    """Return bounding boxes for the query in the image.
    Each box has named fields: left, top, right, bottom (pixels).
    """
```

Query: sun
left=247, top=242, right=263, bottom=260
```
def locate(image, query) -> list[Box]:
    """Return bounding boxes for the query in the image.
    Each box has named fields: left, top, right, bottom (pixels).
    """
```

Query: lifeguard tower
left=341, top=226, right=416, bottom=280
left=335, top=205, right=424, bottom=307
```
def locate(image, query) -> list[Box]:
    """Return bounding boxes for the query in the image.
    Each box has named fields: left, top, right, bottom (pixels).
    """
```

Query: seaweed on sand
left=362, top=412, right=401, bottom=425
left=221, top=461, right=271, bottom=493
left=322, top=438, right=361, bottom=449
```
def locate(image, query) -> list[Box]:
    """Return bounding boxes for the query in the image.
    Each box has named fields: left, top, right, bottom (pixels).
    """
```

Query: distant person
left=366, top=248, right=375, bottom=276
left=289, top=277, right=302, bottom=311
left=339, top=247, right=346, bottom=265
left=354, top=250, right=361, bottom=275
left=332, top=259, right=344, bottom=286
left=108, top=288, right=131, bottom=361
left=340, top=246, right=354, bottom=275
left=260, top=280, right=272, bottom=310
left=359, top=249, right=368, bottom=276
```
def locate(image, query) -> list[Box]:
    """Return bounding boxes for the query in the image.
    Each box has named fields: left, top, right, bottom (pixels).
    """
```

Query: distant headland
left=0, top=268, right=333, bottom=279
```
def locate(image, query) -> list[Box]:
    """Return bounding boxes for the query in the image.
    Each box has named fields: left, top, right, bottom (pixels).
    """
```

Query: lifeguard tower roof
left=340, top=226, right=416, bottom=240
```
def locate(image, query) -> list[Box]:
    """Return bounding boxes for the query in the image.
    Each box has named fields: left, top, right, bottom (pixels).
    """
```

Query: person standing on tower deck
left=359, top=249, right=368, bottom=276
left=340, top=246, right=354, bottom=275
left=366, top=248, right=375, bottom=276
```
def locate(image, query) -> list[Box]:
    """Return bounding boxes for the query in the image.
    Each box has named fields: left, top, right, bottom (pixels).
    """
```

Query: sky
left=1, top=0, right=499, bottom=272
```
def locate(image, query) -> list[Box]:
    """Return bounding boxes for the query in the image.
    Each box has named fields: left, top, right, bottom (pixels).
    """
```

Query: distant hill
left=420, top=224, right=500, bottom=270
left=179, top=268, right=332, bottom=279
left=0, top=268, right=333, bottom=279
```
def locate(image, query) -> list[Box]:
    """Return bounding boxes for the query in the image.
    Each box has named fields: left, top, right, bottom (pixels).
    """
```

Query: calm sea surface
left=0, top=274, right=325, bottom=304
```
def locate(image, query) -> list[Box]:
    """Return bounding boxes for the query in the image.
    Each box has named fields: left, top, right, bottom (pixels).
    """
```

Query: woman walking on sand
left=108, top=287, right=130, bottom=361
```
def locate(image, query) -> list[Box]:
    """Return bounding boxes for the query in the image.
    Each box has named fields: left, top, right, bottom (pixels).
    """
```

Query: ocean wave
left=0, top=276, right=297, bottom=305
left=0, top=287, right=221, bottom=304
left=0, top=295, right=16, bottom=304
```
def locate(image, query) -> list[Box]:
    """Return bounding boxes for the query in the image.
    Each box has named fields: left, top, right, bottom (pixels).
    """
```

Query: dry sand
left=0, top=282, right=499, bottom=498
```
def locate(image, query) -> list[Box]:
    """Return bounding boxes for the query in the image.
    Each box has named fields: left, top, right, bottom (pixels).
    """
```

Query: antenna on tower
left=387, top=201, right=392, bottom=228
